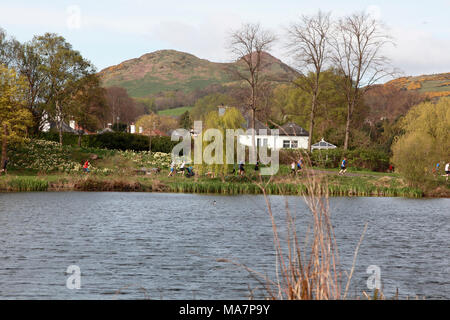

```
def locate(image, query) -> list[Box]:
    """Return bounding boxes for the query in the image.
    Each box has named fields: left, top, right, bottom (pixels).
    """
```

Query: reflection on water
left=0, top=192, right=448, bottom=299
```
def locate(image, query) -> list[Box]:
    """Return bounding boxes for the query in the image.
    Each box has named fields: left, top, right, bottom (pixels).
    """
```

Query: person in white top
left=445, top=162, right=450, bottom=181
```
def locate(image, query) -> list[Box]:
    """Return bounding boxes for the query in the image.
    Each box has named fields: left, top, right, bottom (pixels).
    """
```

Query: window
left=283, top=140, right=291, bottom=148
left=291, top=140, right=298, bottom=148
left=262, top=138, right=268, bottom=147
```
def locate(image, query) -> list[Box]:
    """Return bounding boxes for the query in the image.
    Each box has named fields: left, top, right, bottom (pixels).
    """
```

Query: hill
left=98, top=49, right=299, bottom=98
left=384, top=72, right=450, bottom=98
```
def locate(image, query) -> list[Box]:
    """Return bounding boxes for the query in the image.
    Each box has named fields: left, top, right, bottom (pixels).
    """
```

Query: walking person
left=239, top=161, right=245, bottom=176
left=1, top=157, right=8, bottom=175
left=338, top=157, right=347, bottom=175
left=291, top=161, right=296, bottom=176
left=445, top=162, right=450, bottom=181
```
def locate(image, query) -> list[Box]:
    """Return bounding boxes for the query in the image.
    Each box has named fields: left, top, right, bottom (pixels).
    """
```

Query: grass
left=157, top=106, right=193, bottom=117
left=2, top=176, right=49, bottom=192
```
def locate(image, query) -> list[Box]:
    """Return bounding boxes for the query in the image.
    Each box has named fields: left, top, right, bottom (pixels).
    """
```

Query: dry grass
left=223, top=154, right=370, bottom=300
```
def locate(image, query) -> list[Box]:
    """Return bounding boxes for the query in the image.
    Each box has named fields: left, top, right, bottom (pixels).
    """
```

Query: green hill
left=98, top=49, right=299, bottom=98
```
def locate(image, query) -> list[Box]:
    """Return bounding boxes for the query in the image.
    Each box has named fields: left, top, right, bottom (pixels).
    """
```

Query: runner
left=83, top=160, right=90, bottom=173
left=291, top=161, right=296, bottom=175
left=168, top=161, right=175, bottom=177
left=338, top=157, right=347, bottom=175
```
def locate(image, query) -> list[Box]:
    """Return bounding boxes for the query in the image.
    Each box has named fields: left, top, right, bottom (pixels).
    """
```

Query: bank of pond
left=0, top=175, right=426, bottom=198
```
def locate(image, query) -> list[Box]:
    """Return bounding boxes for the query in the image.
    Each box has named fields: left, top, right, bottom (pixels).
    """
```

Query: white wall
left=239, top=135, right=308, bottom=150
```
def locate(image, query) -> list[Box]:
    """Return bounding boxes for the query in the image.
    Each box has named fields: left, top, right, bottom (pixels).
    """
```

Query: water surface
left=0, top=192, right=448, bottom=299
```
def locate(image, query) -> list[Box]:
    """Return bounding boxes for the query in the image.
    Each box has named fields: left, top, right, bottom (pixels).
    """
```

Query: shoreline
left=1, top=174, right=445, bottom=198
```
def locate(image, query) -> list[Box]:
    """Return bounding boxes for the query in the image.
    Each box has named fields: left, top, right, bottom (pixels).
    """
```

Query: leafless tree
left=228, top=23, right=277, bottom=154
left=286, top=11, right=332, bottom=151
left=330, top=12, right=397, bottom=150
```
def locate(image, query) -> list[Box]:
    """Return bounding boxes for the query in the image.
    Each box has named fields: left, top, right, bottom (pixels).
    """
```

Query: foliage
left=86, top=132, right=177, bottom=153
left=391, top=98, right=450, bottom=185
left=0, top=64, right=33, bottom=145
left=178, top=110, right=192, bottom=129
left=135, top=113, right=178, bottom=135
left=190, top=93, right=236, bottom=121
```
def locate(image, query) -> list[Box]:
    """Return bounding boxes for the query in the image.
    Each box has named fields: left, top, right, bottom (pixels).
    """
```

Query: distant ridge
left=98, top=49, right=299, bottom=98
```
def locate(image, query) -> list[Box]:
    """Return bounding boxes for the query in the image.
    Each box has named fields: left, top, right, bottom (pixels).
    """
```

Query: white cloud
left=384, top=27, right=450, bottom=76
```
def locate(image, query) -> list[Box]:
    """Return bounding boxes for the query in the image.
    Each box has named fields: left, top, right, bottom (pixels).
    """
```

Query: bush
left=36, top=132, right=178, bottom=153
left=310, top=147, right=390, bottom=171
left=391, top=97, right=449, bottom=185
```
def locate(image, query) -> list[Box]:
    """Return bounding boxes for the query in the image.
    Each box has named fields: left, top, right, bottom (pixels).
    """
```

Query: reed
left=8, top=177, right=49, bottom=192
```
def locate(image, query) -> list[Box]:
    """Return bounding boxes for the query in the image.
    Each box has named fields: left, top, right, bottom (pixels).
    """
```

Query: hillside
left=98, top=49, right=299, bottom=98
left=384, top=72, right=450, bottom=98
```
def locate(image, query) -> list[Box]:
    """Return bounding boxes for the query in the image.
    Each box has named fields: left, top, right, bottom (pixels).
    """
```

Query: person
left=445, top=162, right=450, bottom=181
left=83, top=160, right=90, bottom=173
left=254, top=160, right=260, bottom=171
left=186, top=166, right=194, bottom=177
left=178, top=161, right=186, bottom=174
left=338, top=157, right=347, bottom=175
left=388, top=164, right=394, bottom=173
left=291, top=161, right=296, bottom=175
left=239, top=161, right=245, bottom=176
left=168, top=161, right=175, bottom=177
left=1, top=157, right=8, bottom=175
left=297, top=157, right=303, bottom=173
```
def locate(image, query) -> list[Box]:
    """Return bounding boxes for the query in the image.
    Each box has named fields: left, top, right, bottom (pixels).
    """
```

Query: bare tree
left=286, top=11, right=331, bottom=152
left=330, top=12, right=396, bottom=150
left=228, top=23, right=276, bottom=154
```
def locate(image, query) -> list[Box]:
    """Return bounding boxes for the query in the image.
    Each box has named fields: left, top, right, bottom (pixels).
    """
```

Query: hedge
left=35, top=132, right=178, bottom=153
left=278, top=147, right=390, bottom=172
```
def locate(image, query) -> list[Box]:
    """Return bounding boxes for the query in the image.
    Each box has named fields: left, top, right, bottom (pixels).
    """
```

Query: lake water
left=0, top=192, right=448, bottom=299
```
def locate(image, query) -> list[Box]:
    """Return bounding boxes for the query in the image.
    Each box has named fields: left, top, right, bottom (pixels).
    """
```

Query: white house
left=238, top=113, right=309, bottom=150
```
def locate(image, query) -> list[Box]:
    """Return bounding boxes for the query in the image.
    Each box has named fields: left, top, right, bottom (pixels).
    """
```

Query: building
left=311, top=138, right=337, bottom=150
left=238, top=113, right=309, bottom=150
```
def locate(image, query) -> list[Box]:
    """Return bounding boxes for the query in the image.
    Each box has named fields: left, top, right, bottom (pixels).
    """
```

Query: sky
left=1, top=0, right=450, bottom=77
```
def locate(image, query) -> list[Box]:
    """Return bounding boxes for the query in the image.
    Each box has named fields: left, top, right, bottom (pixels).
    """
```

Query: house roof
left=279, top=122, right=309, bottom=136
left=312, top=138, right=337, bottom=149
left=243, top=113, right=269, bottom=131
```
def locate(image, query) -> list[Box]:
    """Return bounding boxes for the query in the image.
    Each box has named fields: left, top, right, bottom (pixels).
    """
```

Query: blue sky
left=1, top=0, right=450, bottom=76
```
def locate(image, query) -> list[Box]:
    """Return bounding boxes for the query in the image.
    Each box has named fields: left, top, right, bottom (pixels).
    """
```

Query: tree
left=0, top=28, right=17, bottom=68
left=286, top=11, right=331, bottom=151
left=228, top=23, right=276, bottom=152
left=34, top=33, right=95, bottom=145
left=71, top=74, right=108, bottom=145
left=179, top=110, right=192, bottom=129
left=11, top=39, right=47, bottom=133
left=0, top=65, right=33, bottom=167
left=105, top=86, right=137, bottom=127
left=190, top=93, right=236, bottom=121
left=135, top=113, right=178, bottom=136
left=202, top=107, right=245, bottom=177
left=330, top=12, right=396, bottom=150
left=391, top=98, right=450, bottom=185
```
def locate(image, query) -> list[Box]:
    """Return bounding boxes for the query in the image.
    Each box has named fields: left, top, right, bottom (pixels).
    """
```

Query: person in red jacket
left=83, top=160, right=90, bottom=173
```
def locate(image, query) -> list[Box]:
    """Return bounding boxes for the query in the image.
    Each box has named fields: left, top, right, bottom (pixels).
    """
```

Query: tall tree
left=228, top=23, right=276, bottom=153
left=12, top=39, right=47, bottom=133
left=105, top=86, right=137, bottom=127
left=286, top=11, right=331, bottom=151
left=330, top=12, right=395, bottom=150
left=34, top=33, right=95, bottom=145
left=0, top=65, right=33, bottom=168
left=70, top=74, right=108, bottom=145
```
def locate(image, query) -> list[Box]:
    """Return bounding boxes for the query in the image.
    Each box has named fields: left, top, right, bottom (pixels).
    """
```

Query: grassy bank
left=3, top=139, right=447, bottom=197
left=0, top=172, right=427, bottom=198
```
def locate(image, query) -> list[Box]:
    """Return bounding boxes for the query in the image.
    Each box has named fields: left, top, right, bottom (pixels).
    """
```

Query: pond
left=0, top=192, right=448, bottom=299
